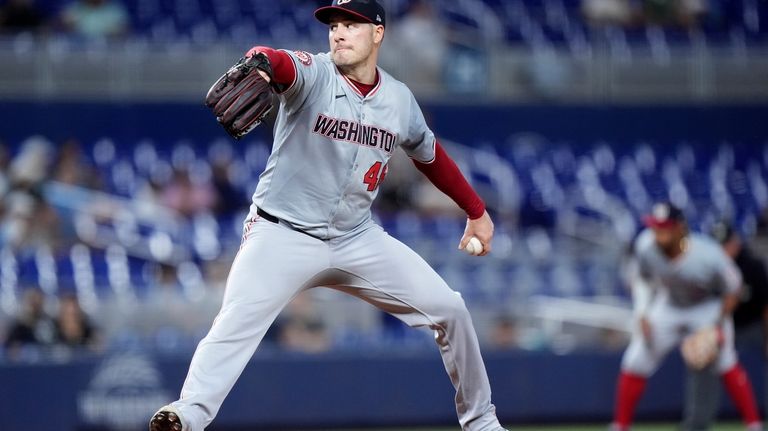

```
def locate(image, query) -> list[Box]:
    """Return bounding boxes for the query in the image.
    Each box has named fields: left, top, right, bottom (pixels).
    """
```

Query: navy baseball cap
left=643, top=202, right=686, bottom=228
left=315, top=0, right=386, bottom=27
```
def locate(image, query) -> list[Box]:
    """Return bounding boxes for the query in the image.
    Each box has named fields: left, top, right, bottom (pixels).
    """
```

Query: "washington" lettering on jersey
left=312, top=113, right=396, bottom=153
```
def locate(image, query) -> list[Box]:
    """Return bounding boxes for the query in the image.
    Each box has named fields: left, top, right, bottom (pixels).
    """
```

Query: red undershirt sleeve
left=412, top=141, right=486, bottom=219
left=245, top=46, right=297, bottom=89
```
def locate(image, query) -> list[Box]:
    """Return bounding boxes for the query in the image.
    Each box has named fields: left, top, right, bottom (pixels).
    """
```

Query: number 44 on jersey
left=364, top=161, right=388, bottom=191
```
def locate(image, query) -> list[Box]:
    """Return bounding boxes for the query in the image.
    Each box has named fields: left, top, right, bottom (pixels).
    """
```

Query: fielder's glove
left=680, top=326, right=722, bottom=370
left=205, top=52, right=276, bottom=139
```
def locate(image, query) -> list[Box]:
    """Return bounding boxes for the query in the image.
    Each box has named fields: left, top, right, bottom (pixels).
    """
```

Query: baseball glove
left=680, top=327, right=722, bottom=370
left=205, top=53, right=275, bottom=140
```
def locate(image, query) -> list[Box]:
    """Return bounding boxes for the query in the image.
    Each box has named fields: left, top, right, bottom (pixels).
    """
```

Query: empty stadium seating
left=3, top=133, right=766, bottom=316
left=27, top=0, right=768, bottom=48
left=0, top=98, right=765, bottom=355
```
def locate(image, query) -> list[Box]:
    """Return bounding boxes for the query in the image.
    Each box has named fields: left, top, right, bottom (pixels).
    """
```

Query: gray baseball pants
left=169, top=218, right=502, bottom=431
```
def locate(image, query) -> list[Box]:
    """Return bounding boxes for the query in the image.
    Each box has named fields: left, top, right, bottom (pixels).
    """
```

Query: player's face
left=652, top=223, right=686, bottom=255
left=328, top=17, right=382, bottom=68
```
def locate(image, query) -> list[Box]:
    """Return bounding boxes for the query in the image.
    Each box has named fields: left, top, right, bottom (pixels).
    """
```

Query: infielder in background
left=611, top=202, right=762, bottom=431
left=150, top=1, right=507, bottom=430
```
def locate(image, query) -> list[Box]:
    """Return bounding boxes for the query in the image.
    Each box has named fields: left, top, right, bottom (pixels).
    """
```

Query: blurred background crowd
left=0, top=0, right=765, bottom=360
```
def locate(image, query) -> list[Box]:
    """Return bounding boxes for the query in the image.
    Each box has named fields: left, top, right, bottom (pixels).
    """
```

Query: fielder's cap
left=315, top=0, right=386, bottom=27
left=643, top=202, right=686, bottom=228
left=710, top=220, right=736, bottom=244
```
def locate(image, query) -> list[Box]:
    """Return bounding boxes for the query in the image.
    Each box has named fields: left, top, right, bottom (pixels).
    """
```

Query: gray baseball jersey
left=251, top=50, right=435, bottom=239
left=621, top=229, right=743, bottom=376
left=636, top=230, right=742, bottom=307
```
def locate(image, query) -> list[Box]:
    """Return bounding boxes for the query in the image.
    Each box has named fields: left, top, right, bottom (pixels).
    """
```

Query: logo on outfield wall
left=78, top=354, right=173, bottom=430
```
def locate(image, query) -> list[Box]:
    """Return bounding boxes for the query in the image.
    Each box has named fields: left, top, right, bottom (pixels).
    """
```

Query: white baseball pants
left=621, top=292, right=737, bottom=376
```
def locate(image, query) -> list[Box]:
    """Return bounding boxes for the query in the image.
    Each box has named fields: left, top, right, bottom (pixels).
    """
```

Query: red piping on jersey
left=366, top=70, right=383, bottom=97
left=340, top=69, right=381, bottom=98
left=412, top=141, right=486, bottom=220
left=246, top=46, right=297, bottom=91
left=347, top=75, right=377, bottom=97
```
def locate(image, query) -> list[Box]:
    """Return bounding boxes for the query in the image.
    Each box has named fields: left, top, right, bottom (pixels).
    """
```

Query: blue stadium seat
left=8, top=119, right=768, bottom=335
left=29, top=0, right=768, bottom=47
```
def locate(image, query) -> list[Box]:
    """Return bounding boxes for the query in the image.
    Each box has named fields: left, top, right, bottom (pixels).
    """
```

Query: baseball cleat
left=149, top=405, right=183, bottom=431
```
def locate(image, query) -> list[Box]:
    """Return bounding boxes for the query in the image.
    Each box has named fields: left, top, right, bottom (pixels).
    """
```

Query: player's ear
left=373, top=25, right=384, bottom=44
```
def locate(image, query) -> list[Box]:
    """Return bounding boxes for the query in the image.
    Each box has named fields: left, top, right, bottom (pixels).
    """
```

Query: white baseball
left=463, top=237, right=483, bottom=256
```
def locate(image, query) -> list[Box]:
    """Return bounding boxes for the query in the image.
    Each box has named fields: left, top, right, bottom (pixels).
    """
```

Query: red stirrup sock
left=722, top=363, right=761, bottom=425
left=613, top=371, right=648, bottom=428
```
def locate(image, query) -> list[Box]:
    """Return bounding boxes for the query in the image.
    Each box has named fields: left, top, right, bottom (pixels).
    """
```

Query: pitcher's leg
left=331, top=226, right=502, bottom=431
left=430, top=291, right=500, bottom=431
left=168, top=222, right=329, bottom=430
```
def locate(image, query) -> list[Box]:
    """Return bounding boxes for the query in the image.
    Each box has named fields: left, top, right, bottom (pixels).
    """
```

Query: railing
left=0, top=34, right=766, bottom=102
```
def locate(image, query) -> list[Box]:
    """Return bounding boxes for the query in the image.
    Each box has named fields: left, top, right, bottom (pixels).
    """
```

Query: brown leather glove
left=205, top=53, right=275, bottom=139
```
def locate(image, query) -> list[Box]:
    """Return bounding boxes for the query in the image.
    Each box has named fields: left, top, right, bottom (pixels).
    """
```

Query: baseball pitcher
left=610, top=202, right=762, bottom=431
left=149, top=1, right=507, bottom=430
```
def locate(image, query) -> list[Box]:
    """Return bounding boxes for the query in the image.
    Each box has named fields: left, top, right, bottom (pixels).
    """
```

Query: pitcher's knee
left=433, top=291, right=471, bottom=324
